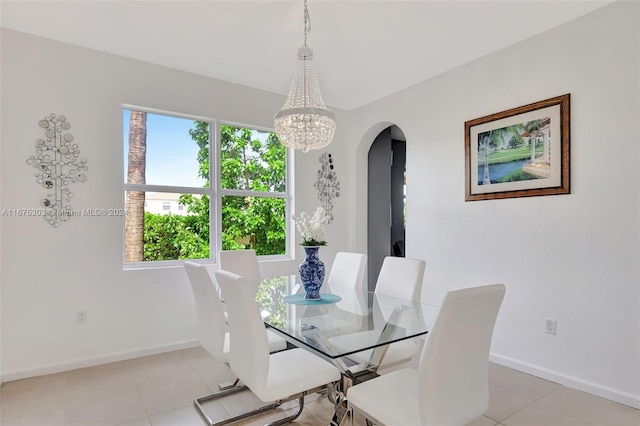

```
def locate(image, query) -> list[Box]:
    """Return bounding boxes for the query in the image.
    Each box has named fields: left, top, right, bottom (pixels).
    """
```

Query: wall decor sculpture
left=314, top=152, right=340, bottom=223
left=26, top=113, right=88, bottom=227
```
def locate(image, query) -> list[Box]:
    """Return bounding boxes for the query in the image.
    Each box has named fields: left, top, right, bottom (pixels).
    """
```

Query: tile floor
left=1, top=347, right=638, bottom=426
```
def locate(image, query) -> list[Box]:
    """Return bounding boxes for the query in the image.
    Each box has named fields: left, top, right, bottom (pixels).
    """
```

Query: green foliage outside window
left=143, top=211, right=209, bottom=261
left=141, top=121, right=287, bottom=260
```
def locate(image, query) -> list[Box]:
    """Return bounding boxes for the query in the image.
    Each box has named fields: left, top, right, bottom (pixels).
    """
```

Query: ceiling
left=1, top=0, right=611, bottom=110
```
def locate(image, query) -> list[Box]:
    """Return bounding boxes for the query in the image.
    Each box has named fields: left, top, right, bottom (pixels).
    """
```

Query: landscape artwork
left=465, top=94, right=570, bottom=201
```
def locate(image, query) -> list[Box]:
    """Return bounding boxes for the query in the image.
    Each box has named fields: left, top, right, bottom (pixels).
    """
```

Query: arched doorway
left=367, top=125, right=406, bottom=290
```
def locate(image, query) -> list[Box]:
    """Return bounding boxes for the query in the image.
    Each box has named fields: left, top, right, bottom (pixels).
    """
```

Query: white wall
left=0, top=27, right=3, bottom=386
left=346, top=1, right=639, bottom=407
left=0, top=28, right=350, bottom=380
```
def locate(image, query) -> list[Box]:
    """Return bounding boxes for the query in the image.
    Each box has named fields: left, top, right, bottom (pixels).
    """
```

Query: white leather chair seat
left=341, top=337, right=421, bottom=369
left=267, top=330, right=288, bottom=353
left=347, top=368, right=421, bottom=425
left=258, top=348, right=341, bottom=402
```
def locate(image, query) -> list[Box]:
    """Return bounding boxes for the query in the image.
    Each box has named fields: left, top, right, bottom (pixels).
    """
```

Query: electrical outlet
left=77, top=310, right=87, bottom=324
left=545, top=318, right=557, bottom=335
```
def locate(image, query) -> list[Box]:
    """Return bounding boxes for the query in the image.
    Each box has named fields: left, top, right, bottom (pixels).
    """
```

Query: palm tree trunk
left=125, top=111, right=147, bottom=262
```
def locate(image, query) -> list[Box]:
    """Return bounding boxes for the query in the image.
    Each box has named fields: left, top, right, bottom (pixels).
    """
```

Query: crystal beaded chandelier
left=274, top=0, right=336, bottom=152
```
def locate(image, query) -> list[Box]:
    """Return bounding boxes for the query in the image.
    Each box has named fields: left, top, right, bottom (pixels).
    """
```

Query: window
left=123, top=108, right=289, bottom=264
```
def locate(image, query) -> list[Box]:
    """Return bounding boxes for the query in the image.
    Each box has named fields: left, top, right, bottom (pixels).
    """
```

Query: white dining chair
left=219, top=249, right=260, bottom=279
left=374, top=256, right=426, bottom=371
left=219, top=249, right=264, bottom=296
left=183, top=262, right=287, bottom=426
left=374, top=256, right=426, bottom=301
left=337, top=256, right=427, bottom=372
left=347, top=283, right=506, bottom=426
left=327, top=252, right=367, bottom=291
left=215, top=269, right=341, bottom=425
left=327, top=252, right=368, bottom=317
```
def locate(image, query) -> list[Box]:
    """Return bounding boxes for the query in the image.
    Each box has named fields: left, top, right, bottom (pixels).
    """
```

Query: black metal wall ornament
left=26, top=113, right=88, bottom=227
left=314, top=152, right=340, bottom=223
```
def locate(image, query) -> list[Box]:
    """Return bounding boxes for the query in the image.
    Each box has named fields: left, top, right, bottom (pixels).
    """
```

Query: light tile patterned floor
left=1, top=347, right=638, bottom=426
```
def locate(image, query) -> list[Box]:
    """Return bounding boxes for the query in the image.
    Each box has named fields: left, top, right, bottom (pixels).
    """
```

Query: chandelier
left=274, top=0, right=336, bottom=152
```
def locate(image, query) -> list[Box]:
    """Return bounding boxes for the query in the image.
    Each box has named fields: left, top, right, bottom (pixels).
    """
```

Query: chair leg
left=266, top=395, right=304, bottom=426
left=195, top=387, right=309, bottom=426
left=213, top=400, right=283, bottom=426
left=346, top=405, right=354, bottom=426
left=194, top=383, right=249, bottom=426
left=218, top=377, right=240, bottom=391
left=314, top=384, right=339, bottom=405
left=333, top=390, right=357, bottom=426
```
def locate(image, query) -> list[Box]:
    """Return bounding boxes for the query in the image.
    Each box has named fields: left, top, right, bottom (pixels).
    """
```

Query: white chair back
left=214, top=270, right=270, bottom=397
left=327, top=252, right=367, bottom=291
left=418, top=283, right=506, bottom=425
left=184, top=261, right=226, bottom=362
left=374, top=256, right=426, bottom=301
left=219, top=249, right=260, bottom=280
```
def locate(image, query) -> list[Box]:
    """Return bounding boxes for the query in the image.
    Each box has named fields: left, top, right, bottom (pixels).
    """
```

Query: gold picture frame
left=465, top=94, right=570, bottom=201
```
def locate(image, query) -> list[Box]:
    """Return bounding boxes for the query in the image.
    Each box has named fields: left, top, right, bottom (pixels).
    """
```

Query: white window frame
left=122, top=106, right=293, bottom=269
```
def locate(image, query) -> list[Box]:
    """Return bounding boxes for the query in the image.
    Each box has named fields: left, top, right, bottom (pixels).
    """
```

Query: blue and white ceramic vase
left=299, top=246, right=325, bottom=300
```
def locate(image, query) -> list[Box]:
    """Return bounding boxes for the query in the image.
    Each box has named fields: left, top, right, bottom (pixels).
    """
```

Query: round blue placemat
left=283, top=293, right=342, bottom=305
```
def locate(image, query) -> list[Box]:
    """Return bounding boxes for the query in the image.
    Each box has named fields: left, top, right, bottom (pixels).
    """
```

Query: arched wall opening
left=355, top=123, right=407, bottom=291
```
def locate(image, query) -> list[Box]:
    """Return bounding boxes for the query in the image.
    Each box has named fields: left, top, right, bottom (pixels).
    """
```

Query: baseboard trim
left=1, top=339, right=199, bottom=383
left=490, top=353, right=640, bottom=409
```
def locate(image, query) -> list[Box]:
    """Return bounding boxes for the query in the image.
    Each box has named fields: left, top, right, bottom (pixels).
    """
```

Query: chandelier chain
left=303, top=0, right=311, bottom=47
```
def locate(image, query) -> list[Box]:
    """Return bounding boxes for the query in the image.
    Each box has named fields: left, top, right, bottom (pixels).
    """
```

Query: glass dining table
left=253, top=275, right=439, bottom=425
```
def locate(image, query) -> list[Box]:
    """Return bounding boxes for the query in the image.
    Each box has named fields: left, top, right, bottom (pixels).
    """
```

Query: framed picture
left=465, top=94, right=570, bottom=201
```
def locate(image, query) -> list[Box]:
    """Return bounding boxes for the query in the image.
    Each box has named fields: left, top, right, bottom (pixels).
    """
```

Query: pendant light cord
left=303, top=0, right=311, bottom=108
left=303, top=0, right=311, bottom=47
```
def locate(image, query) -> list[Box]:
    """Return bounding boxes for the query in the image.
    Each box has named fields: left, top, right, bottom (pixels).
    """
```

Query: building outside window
left=123, top=108, right=289, bottom=264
